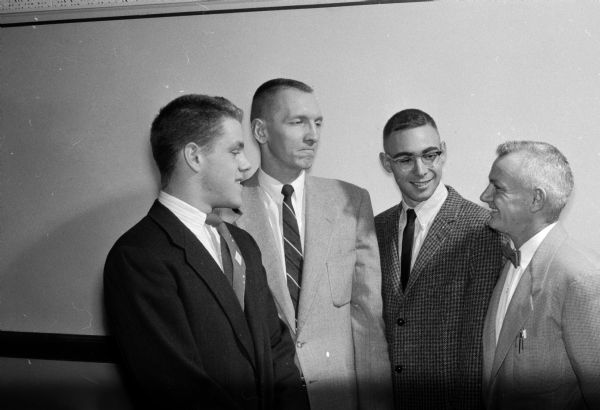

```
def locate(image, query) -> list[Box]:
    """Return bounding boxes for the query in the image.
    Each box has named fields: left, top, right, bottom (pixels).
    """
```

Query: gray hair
left=496, top=140, right=574, bottom=221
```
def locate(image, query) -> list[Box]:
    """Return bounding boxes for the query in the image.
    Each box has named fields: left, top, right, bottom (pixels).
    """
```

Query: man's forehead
left=270, top=88, right=321, bottom=116
left=216, top=118, right=243, bottom=142
left=490, top=153, right=525, bottom=182
left=384, top=125, right=441, bottom=153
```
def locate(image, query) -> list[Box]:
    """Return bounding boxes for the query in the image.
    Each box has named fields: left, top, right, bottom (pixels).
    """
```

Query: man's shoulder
left=444, top=186, right=491, bottom=224
left=109, top=220, right=167, bottom=261
left=545, top=228, right=600, bottom=277
left=307, top=175, right=368, bottom=198
left=375, top=204, right=398, bottom=223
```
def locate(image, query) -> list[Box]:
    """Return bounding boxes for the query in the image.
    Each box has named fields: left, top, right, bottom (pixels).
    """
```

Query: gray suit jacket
left=375, top=186, right=504, bottom=409
left=482, top=223, right=600, bottom=410
left=221, top=171, right=392, bottom=410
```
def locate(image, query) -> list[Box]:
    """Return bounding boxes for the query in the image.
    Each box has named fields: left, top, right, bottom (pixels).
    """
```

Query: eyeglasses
left=386, top=149, right=443, bottom=171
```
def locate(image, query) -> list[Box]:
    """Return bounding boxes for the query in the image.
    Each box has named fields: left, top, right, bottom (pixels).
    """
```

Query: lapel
left=384, top=205, right=404, bottom=299
left=298, top=177, right=337, bottom=331
left=482, top=261, right=511, bottom=393
left=148, top=201, right=256, bottom=369
left=406, top=186, right=460, bottom=293
left=490, top=265, right=533, bottom=382
left=223, top=172, right=297, bottom=334
left=487, top=224, right=567, bottom=386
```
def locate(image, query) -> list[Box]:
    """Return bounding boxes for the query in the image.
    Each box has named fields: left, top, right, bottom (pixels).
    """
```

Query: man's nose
left=238, top=152, right=251, bottom=173
left=412, top=156, right=427, bottom=175
left=480, top=184, right=492, bottom=202
left=305, top=122, right=320, bottom=142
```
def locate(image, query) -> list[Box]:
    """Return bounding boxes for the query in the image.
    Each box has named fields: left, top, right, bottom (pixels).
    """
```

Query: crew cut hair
left=383, top=109, right=437, bottom=140
left=250, top=78, right=313, bottom=122
left=150, top=94, right=243, bottom=188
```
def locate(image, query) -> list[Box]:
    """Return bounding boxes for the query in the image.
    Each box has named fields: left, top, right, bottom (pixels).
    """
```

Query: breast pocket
left=326, top=254, right=356, bottom=307
left=512, top=329, right=566, bottom=394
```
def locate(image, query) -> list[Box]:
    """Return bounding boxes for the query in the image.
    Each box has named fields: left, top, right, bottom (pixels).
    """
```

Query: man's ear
left=379, top=152, right=393, bottom=173
left=252, top=118, right=267, bottom=145
left=531, top=187, right=547, bottom=213
left=439, top=141, right=448, bottom=165
left=183, top=142, right=203, bottom=172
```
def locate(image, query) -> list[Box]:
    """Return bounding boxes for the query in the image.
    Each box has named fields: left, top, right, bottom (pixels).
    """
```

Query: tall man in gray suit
left=480, top=141, right=600, bottom=409
left=375, top=109, right=504, bottom=409
left=221, top=79, right=391, bottom=410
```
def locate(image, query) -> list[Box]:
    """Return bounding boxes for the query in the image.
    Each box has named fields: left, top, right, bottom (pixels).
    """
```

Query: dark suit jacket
left=483, top=223, right=600, bottom=410
left=104, top=201, right=308, bottom=410
left=375, top=186, right=504, bottom=409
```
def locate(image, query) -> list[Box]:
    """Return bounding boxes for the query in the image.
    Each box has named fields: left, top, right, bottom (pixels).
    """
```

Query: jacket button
left=397, top=318, right=405, bottom=326
left=394, top=365, right=403, bottom=373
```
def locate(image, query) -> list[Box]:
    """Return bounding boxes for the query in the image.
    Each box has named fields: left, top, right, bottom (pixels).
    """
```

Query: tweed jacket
left=104, top=201, right=309, bottom=410
left=220, top=171, right=392, bottom=410
left=482, top=223, right=600, bottom=410
left=375, top=186, right=504, bottom=410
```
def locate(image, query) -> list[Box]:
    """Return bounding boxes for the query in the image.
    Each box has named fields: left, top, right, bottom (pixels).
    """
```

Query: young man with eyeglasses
left=375, top=109, right=504, bottom=409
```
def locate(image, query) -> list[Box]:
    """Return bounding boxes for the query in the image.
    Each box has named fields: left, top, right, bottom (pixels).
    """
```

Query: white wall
left=2, top=1, right=599, bottom=334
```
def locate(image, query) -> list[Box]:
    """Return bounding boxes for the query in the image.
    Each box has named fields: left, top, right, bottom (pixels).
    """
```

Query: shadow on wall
left=0, top=189, right=155, bottom=335
left=0, top=192, right=159, bottom=410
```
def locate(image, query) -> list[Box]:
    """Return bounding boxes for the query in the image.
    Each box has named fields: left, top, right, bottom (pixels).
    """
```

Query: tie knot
left=405, top=208, right=416, bottom=223
left=502, top=243, right=521, bottom=268
left=205, top=213, right=223, bottom=227
left=282, top=184, right=295, bottom=199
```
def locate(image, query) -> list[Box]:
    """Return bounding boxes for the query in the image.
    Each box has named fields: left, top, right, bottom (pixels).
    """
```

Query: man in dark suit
left=375, top=109, right=504, bottom=409
left=104, top=94, right=309, bottom=410
left=480, top=141, right=600, bottom=409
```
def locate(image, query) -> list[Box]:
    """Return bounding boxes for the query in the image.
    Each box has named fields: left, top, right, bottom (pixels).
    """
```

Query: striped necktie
left=205, top=213, right=246, bottom=310
left=282, top=184, right=303, bottom=319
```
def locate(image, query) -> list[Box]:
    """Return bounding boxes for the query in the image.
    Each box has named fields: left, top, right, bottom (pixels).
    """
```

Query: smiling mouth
left=412, top=179, right=432, bottom=188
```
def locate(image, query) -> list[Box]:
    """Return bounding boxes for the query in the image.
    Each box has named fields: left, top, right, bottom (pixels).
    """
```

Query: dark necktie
left=502, top=243, right=521, bottom=268
left=401, top=208, right=416, bottom=292
left=282, top=184, right=303, bottom=319
left=206, top=213, right=246, bottom=310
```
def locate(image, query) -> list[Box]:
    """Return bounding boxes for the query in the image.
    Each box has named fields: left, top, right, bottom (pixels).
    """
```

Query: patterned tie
left=502, top=243, right=521, bottom=268
left=205, top=213, right=246, bottom=310
left=401, top=208, right=416, bottom=292
left=282, top=184, right=303, bottom=319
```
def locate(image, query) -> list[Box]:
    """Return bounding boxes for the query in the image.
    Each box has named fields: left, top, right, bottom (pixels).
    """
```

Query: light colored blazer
left=482, top=223, right=600, bottom=410
left=221, top=171, right=392, bottom=410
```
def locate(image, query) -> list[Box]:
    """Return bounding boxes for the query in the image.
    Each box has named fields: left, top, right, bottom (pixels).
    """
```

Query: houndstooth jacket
left=375, top=186, right=504, bottom=410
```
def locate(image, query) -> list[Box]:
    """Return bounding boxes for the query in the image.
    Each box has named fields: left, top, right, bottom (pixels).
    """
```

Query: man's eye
left=397, top=157, right=412, bottom=164
left=423, top=153, right=438, bottom=161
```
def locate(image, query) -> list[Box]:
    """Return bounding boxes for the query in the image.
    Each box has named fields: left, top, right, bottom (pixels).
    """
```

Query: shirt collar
left=258, top=168, right=305, bottom=204
left=158, top=190, right=208, bottom=230
left=402, top=183, right=448, bottom=228
left=515, top=222, right=557, bottom=270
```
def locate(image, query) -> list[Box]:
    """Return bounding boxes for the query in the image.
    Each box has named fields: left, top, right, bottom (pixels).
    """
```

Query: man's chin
left=487, top=217, right=504, bottom=233
left=217, top=198, right=242, bottom=211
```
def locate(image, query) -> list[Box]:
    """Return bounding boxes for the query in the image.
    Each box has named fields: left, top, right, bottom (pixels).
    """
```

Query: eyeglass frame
left=384, top=146, right=445, bottom=171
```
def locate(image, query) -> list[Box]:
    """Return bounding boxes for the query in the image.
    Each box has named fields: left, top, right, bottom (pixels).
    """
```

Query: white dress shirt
left=257, top=169, right=305, bottom=280
left=158, top=191, right=223, bottom=270
left=399, top=183, right=448, bottom=270
left=495, top=222, right=557, bottom=343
